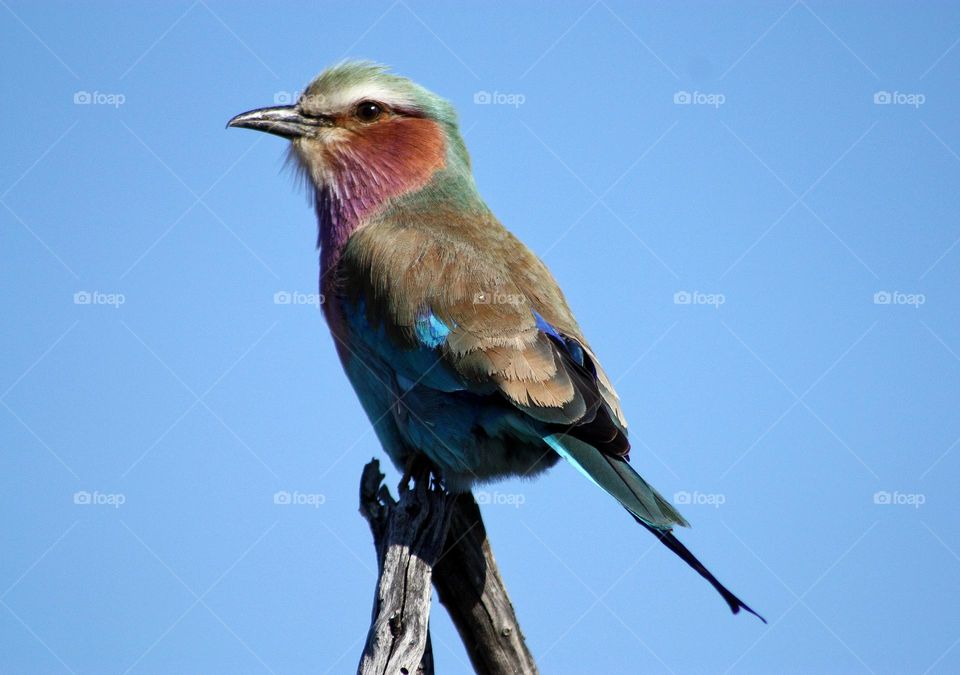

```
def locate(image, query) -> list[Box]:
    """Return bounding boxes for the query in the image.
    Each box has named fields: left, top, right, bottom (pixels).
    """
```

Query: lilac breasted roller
left=228, top=61, right=763, bottom=621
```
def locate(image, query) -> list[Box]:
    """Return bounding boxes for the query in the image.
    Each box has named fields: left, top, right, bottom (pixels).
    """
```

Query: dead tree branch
left=357, top=459, right=538, bottom=675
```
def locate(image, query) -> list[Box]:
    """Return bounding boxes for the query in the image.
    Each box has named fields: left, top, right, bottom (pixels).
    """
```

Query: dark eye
left=355, top=101, right=383, bottom=123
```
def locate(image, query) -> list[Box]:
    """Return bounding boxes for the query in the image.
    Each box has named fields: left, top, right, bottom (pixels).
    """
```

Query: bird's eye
left=355, top=101, right=383, bottom=123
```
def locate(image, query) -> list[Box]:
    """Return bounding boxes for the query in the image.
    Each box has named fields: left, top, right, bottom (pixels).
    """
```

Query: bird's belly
left=394, top=382, right=557, bottom=491
left=341, top=352, right=558, bottom=491
left=326, top=287, right=559, bottom=490
left=339, top=350, right=416, bottom=470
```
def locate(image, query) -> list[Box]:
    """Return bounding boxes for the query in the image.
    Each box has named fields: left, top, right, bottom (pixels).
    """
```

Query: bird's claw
left=399, top=455, right=438, bottom=493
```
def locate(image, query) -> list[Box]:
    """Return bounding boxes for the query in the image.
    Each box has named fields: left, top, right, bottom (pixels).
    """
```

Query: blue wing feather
left=341, top=300, right=465, bottom=393
left=533, top=310, right=585, bottom=368
left=414, top=312, right=452, bottom=349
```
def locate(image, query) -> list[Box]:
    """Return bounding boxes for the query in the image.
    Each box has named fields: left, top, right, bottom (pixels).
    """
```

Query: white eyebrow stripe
left=320, top=83, right=417, bottom=113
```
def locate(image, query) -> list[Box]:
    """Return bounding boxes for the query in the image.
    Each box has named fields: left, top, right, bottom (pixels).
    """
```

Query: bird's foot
left=399, top=455, right=439, bottom=494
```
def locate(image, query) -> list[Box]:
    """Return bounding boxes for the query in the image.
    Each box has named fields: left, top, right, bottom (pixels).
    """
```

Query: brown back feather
left=340, top=203, right=628, bottom=436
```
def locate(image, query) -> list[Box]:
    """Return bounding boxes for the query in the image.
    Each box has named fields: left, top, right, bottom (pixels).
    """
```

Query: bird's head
left=228, top=61, right=473, bottom=220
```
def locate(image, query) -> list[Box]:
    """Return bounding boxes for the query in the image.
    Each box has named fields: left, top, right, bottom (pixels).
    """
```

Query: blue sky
left=2, top=1, right=959, bottom=673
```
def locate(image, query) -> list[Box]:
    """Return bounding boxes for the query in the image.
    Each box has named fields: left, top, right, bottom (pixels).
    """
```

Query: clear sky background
left=2, top=1, right=959, bottom=673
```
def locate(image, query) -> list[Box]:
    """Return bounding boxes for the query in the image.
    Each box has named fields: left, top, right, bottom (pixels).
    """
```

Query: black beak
left=227, top=105, right=327, bottom=139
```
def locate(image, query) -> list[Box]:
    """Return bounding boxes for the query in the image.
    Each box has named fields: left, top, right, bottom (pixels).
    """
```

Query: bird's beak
left=227, top=105, right=324, bottom=139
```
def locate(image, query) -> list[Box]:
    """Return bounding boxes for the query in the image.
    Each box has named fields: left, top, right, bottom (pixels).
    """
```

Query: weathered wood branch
left=358, top=459, right=538, bottom=675
left=358, top=460, right=451, bottom=675
left=433, top=492, right=539, bottom=675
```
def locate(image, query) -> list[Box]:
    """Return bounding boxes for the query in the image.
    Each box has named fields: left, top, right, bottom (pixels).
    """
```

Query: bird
left=228, top=61, right=764, bottom=622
